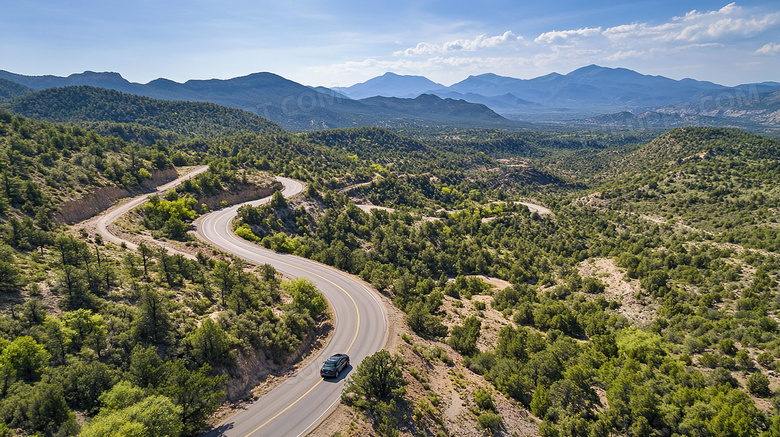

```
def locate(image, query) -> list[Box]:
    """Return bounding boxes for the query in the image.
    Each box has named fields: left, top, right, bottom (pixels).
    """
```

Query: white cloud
left=674, top=14, right=779, bottom=42
left=604, top=3, right=780, bottom=44
left=390, top=4, right=779, bottom=65
left=605, top=50, right=647, bottom=61
left=755, top=42, right=780, bottom=55
left=534, top=27, right=602, bottom=44
left=603, top=22, right=676, bottom=41
left=394, top=31, right=522, bottom=56
left=678, top=2, right=740, bottom=21
left=315, top=3, right=780, bottom=86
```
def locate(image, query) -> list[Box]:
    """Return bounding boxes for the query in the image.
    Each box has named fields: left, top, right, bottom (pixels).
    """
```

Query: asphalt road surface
left=197, top=177, right=388, bottom=437
left=95, top=165, right=209, bottom=251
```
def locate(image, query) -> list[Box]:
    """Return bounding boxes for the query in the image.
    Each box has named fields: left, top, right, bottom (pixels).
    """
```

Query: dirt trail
left=355, top=199, right=552, bottom=222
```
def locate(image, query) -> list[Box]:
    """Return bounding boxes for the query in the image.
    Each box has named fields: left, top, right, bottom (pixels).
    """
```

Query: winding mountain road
left=195, top=177, right=387, bottom=436
left=95, top=165, right=210, bottom=252
left=95, top=171, right=388, bottom=436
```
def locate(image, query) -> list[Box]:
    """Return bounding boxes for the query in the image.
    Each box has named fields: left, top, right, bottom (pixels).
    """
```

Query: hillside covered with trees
left=232, top=126, right=780, bottom=436
left=0, top=93, right=778, bottom=436
left=2, top=86, right=284, bottom=140
left=0, top=111, right=328, bottom=436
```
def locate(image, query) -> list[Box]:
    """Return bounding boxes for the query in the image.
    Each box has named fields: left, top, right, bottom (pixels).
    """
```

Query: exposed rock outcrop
left=197, top=181, right=280, bottom=211
left=54, top=168, right=178, bottom=224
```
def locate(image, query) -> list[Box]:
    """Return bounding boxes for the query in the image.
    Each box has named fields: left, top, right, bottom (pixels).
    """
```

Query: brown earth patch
left=578, top=257, right=657, bottom=326
left=55, top=168, right=178, bottom=224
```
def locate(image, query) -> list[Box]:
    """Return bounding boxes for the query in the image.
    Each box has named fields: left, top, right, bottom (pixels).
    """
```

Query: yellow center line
left=244, top=379, right=324, bottom=436
left=238, top=250, right=360, bottom=437
left=207, top=210, right=362, bottom=436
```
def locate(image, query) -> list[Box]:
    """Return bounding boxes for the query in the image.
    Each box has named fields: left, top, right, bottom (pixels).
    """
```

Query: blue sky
left=1, top=1, right=778, bottom=87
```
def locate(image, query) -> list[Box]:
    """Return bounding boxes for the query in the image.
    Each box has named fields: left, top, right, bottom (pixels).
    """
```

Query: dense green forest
left=0, top=91, right=779, bottom=437
left=231, top=126, right=780, bottom=436
left=0, top=80, right=32, bottom=101
left=0, top=108, right=175, bottom=217
left=2, top=86, right=284, bottom=140
left=0, top=111, right=327, bottom=436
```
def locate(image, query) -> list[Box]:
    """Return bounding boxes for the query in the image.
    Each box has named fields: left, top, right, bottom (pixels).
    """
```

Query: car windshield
left=323, top=360, right=337, bottom=368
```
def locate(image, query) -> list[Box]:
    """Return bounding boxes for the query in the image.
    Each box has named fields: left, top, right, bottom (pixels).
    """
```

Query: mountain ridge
left=0, top=72, right=513, bottom=131
left=333, top=72, right=445, bottom=100
left=2, top=66, right=778, bottom=132
left=337, top=65, right=779, bottom=131
left=1, top=85, right=286, bottom=139
left=359, top=94, right=506, bottom=122
left=0, top=78, right=33, bottom=100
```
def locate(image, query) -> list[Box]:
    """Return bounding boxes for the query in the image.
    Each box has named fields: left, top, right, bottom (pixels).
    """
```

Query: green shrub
left=477, top=412, right=503, bottom=434
left=718, top=338, right=737, bottom=356
left=582, top=277, right=606, bottom=294
left=235, top=224, right=259, bottom=242
left=757, top=352, right=774, bottom=369
left=747, top=372, right=771, bottom=397
left=474, top=388, right=496, bottom=412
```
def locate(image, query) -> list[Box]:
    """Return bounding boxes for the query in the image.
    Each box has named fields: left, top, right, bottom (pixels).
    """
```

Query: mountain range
left=1, top=65, right=778, bottom=134
left=338, top=66, right=780, bottom=130
left=0, top=70, right=513, bottom=131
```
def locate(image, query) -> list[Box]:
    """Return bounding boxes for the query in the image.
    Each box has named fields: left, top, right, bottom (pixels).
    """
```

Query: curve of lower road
left=94, top=170, right=388, bottom=436
left=96, top=165, right=210, bottom=251
left=196, top=177, right=388, bottom=437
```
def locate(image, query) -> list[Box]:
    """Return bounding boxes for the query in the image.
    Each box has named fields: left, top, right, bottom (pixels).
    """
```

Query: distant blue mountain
left=334, top=72, right=445, bottom=99
left=441, top=65, right=726, bottom=114
left=0, top=70, right=139, bottom=93
left=339, top=65, right=766, bottom=121
left=430, top=91, right=542, bottom=114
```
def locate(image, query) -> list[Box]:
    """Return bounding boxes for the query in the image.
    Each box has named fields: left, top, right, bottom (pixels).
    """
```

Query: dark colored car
left=320, top=353, right=349, bottom=378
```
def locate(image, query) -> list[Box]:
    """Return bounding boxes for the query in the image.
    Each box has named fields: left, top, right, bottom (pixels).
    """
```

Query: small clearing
left=578, top=257, right=658, bottom=326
